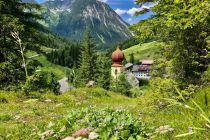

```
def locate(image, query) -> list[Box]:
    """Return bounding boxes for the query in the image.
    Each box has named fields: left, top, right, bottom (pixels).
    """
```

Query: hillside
left=0, top=86, right=209, bottom=139
left=41, top=0, right=132, bottom=48
left=123, top=41, right=164, bottom=62
left=30, top=53, right=70, bottom=79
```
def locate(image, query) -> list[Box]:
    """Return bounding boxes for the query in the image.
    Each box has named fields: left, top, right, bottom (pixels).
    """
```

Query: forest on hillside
left=0, top=0, right=209, bottom=139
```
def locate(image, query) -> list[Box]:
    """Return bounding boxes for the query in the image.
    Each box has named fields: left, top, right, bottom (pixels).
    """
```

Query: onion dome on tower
left=111, top=47, right=124, bottom=67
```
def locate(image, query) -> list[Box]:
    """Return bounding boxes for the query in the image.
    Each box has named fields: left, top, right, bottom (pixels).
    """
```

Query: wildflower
left=72, top=128, right=90, bottom=137
left=89, top=132, right=99, bottom=139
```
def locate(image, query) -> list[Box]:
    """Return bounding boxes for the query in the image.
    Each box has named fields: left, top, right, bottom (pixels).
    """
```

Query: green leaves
left=132, top=0, right=210, bottom=84
left=63, top=107, right=149, bottom=139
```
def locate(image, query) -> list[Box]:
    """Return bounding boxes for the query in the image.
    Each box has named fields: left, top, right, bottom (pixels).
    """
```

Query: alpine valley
left=38, top=0, right=133, bottom=48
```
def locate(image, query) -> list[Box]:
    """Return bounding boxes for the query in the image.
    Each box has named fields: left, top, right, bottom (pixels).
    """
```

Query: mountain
left=41, top=0, right=133, bottom=48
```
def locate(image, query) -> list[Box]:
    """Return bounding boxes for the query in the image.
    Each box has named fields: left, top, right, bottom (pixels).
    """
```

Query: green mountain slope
left=123, top=41, right=164, bottom=62
left=27, top=50, right=70, bottom=80
left=41, top=0, right=132, bottom=48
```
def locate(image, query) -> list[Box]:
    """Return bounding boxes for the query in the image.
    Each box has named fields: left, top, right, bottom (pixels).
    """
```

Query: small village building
left=124, top=63, right=133, bottom=72
left=111, top=47, right=124, bottom=79
left=132, top=65, right=151, bottom=80
left=111, top=48, right=153, bottom=82
left=125, top=60, right=153, bottom=80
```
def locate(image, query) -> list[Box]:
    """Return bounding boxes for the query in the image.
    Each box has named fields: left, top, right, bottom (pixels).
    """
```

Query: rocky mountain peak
left=42, top=0, right=133, bottom=48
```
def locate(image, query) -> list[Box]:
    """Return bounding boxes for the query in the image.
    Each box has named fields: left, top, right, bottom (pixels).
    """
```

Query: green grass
left=0, top=86, right=209, bottom=139
left=0, top=89, right=138, bottom=139
left=27, top=51, right=70, bottom=79
left=36, top=55, right=70, bottom=79
left=123, top=41, right=164, bottom=62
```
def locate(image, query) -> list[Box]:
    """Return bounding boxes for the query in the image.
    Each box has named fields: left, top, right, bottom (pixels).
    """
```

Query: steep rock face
left=42, top=0, right=132, bottom=48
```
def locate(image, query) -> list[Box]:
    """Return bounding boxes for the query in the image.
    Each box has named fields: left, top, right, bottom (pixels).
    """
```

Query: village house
left=126, top=60, right=153, bottom=80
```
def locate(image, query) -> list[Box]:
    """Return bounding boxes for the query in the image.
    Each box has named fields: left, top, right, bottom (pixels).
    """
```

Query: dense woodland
left=0, top=0, right=210, bottom=139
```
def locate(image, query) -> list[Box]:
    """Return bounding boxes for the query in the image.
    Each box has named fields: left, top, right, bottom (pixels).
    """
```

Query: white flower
left=89, top=132, right=99, bottom=139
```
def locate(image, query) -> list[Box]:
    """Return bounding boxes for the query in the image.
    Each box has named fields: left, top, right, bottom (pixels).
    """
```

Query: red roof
left=140, top=60, right=154, bottom=65
left=112, top=47, right=124, bottom=64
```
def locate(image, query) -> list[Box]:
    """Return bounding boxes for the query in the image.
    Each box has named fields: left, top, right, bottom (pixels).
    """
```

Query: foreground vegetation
left=0, top=86, right=209, bottom=139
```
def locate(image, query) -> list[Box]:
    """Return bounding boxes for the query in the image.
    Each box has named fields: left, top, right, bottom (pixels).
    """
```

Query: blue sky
left=36, top=0, right=154, bottom=24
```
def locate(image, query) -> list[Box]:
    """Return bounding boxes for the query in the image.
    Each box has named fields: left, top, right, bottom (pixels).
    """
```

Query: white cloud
left=142, top=2, right=157, bottom=9
left=127, top=7, right=142, bottom=16
left=127, top=2, right=157, bottom=16
left=98, top=0, right=108, bottom=3
left=115, top=9, right=127, bottom=15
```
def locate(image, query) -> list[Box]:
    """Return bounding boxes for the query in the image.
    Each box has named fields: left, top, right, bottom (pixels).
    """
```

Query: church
left=111, top=47, right=153, bottom=81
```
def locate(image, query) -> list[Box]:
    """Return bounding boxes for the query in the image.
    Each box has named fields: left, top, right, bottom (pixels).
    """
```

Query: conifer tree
left=129, top=53, right=135, bottom=64
left=79, top=29, right=98, bottom=85
left=0, top=0, right=42, bottom=87
left=96, top=54, right=111, bottom=89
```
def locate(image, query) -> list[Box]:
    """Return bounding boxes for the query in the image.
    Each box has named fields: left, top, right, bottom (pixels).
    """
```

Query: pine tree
left=0, top=0, right=42, bottom=87
left=96, top=54, right=111, bottom=89
left=129, top=53, right=135, bottom=64
left=79, top=29, right=98, bottom=85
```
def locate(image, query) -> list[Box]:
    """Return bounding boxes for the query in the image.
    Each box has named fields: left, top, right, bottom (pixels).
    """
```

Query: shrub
left=69, top=88, right=109, bottom=98
left=23, top=71, right=60, bottom=94
left=130, top=86, right=144, bottom=98
left=150, top=78, right=199, bottom=107
left=0, top=61, right=24, bottom=88
left=202, top=66, right=210, bottom=85
left=62, top=107, right=149, bottom=139
left=110, top=72, right=132, bottom=96
left=150, top=77, right=178, bottom=99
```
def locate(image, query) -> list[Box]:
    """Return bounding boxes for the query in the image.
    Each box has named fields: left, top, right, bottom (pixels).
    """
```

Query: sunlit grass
left=0, top=86, right=209, bottom=139
left=123, top=41, right=164, bottom=62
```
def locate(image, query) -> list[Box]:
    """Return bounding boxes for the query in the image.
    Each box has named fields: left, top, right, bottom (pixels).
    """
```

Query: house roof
left=124, top=63, right=133, bottom=69
left=140, top=60, right=154, bottom=65
left=132, top=65, right=139, bottom=72
left=132, top=65, right=151, bottom=72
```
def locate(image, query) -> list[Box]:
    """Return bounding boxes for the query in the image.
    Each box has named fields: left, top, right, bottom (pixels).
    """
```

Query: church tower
left=111, top=47, right=124, bottom=79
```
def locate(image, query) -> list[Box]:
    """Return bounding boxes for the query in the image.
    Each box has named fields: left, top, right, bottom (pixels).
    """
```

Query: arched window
left=115, top=69, right=118, bottom=75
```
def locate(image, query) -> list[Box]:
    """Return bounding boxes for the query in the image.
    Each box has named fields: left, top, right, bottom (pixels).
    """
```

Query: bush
left=62, top=107, right=149, bottom=139
left=202, top=66, right=210, bottom=85
left=150, top=77, right=178, bottom=99
left=150, top=78, right=199, bottom=109
left=69, top=88, right=109, bottom=98
left=130, top=86, right=144, bottom=98
left=110, top=72, right=132, bottom=96
left=0, top=61, right=24, bottom=88
left=23, top=71, right=60, bottom=94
